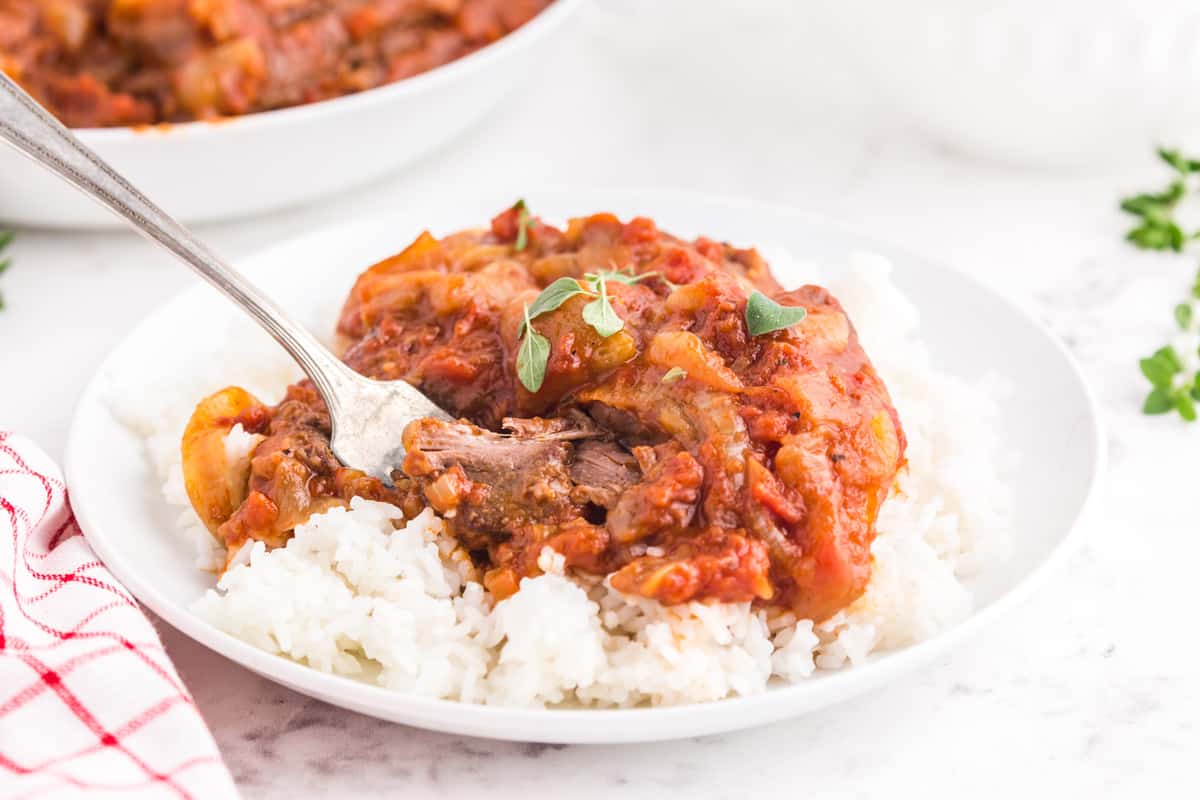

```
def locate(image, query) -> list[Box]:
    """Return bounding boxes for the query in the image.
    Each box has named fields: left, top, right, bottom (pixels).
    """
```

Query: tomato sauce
left=0, top=0, right=552, bottom=127
left=183, top=207, right=906, bottom=621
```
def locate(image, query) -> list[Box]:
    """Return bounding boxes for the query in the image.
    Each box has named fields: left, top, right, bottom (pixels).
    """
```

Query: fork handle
left=0, top=73, right=360, bottom=413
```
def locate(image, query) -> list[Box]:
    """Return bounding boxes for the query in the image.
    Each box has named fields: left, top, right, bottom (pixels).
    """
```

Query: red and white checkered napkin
left=0, top=432, right=237, bottom=799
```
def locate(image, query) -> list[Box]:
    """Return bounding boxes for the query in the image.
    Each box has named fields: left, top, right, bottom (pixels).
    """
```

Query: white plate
left=64, top=191, right=1105, bottom=743
left=0, top=0, right=582, bottom=229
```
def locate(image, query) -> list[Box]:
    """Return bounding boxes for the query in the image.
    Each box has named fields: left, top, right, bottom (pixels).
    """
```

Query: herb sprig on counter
left=0, top=230, right=13, bottom=311
left=1121, top=148, right=1200, bottom=421
left=1119, top=149, right=1200, bottom=252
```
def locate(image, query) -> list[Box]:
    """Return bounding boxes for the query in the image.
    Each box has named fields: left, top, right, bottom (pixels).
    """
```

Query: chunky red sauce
left=182, top=207, right=906, bottom=622
left=0, top=0, right=551, bottom=127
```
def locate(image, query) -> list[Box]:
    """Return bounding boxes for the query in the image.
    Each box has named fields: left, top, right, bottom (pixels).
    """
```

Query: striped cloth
left=0, top=431, right=236, bottom=799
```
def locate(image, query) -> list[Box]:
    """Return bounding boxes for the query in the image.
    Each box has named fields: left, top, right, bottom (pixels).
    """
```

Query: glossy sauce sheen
left=183, top=209, right=906, bottom=622
left=0, top=0, right=551, bottom=127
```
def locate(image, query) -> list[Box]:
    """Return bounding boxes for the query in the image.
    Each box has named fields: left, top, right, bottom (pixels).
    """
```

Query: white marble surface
left=2, top=1, right=1198, bottom=796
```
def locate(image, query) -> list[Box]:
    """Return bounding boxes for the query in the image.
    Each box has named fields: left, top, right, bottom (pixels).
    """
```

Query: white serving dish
left=0, top=0, right=582, bottom=229
left=825, top=0, right=1200, bottom=167
left=64, top=189, right=1104, bottom=743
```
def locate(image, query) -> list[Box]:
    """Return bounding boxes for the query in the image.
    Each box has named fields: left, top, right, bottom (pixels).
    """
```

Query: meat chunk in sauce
left=180, top=207, right=906, bottom=621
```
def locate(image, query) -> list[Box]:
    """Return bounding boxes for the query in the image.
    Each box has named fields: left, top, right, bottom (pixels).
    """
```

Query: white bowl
left=825, top=0, right=1200, bottom=167
left=0, top=0, right=582, bottom=229
left=64, top=190, right=1104, bottom=742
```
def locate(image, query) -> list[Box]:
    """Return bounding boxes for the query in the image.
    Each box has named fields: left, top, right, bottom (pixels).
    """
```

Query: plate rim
left=63, top=191, right=1108, bottom=742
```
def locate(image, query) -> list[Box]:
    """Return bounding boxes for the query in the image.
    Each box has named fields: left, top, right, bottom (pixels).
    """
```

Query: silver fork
left=0, top=73, right=451, bottom=483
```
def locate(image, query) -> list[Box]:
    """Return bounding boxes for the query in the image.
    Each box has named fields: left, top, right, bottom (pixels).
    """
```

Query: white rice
left=109, top=250, right=1012, bottom=708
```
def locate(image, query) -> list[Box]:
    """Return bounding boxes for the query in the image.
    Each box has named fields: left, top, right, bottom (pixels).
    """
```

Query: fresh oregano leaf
left=516, top=304, right=550, bottom=392
left=1140, top=346, right=1183, bottom=388
left=513, top=199, right=533, bottom=252
left=1176, top=389, right=1198, bottom=420
left=1176, top=302, right=1194, bottom=330
left=525, top=278, right=588, bottom=331
left=1144, top=387, right=1174, bottom=414
left=581, top=276, right=624, bottom=337
left=1158, top=148, right=1200, bottom=175
left=745, top=291, right=808, bottom=336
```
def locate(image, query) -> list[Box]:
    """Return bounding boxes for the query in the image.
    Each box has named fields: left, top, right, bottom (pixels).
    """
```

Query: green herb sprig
left=514, top=264, right=811, bottom=389
left=517, top=303, right=551, bottom=392
left=512, top=253, right=685, bottom=391
left=1140, top=345, right=1200, bottom=420
left=0, top=230, right=13, bottom=311
left=581, top=275, right=624, bottom=338
left=745, top=291, right=807, bottom=336
left=583, top=266, right=675, bottom=289
left=514, top=270, right=642, bottom=391
left=1121, top=148, right=1200, bottom=421
left=513, top=199, right=534, bottom=252
left=1121, top=148, right=1200, bottom=252
left=524, top=277, right=587, bottom=322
